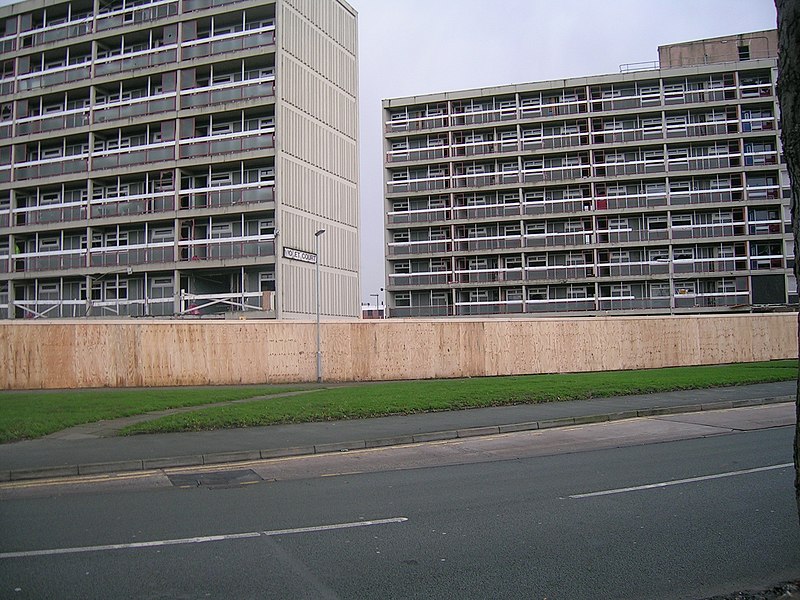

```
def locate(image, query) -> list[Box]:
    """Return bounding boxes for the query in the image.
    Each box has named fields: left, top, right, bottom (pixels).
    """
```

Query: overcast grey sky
left=350, top=0, right=778, bottom=306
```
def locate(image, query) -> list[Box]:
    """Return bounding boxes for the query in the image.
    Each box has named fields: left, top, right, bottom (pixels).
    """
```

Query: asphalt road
left=1, top=408, right=798, bottom=599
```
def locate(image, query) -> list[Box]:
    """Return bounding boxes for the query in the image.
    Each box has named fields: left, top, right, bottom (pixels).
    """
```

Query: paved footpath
left=0, top=381, right=795, bottom=481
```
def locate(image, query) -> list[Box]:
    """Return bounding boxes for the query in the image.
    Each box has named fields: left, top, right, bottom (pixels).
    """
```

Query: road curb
left=4, top=396, right=794, bottom=483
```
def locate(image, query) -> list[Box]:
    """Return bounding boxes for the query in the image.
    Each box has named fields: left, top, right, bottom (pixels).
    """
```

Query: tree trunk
left=775, top=0, right=800, bottom=525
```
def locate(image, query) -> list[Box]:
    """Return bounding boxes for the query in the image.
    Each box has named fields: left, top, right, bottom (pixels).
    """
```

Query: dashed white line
left=569, top=463, right=793, bottom=499
left=0, top=517, right=409, bottom=560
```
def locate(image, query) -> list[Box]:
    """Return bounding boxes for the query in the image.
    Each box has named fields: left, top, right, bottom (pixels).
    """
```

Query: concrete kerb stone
left=203, top=450, right=261, bottom=465
left=314, top=441, right=366, bottom=453
left=143, top=455, right=204, bottom=470
left=365, top=435, right=415, bottom=448
left=4, top=398, right=791, bottom=483
left=537, top=417, right=575, bottom=429
left=412, top=431, right=458, bottom=443
left=457, top=426, right=501, bottom=438
left=9, top=465, right=80, bottom=481
left=260, top=446, right=314, bottom=459
left=79, top=460, right=144, bottom=475
left=498, top=421, right=539, bottom=433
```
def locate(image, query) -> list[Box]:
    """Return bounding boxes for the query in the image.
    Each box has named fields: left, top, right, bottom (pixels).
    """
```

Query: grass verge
left=0, top=385, right=315, bottom=443
left=119, top=360, right=798, bottom=436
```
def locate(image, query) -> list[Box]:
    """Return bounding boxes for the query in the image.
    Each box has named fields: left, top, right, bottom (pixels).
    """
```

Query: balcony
left=90, top=140, right=173, bottom=171
left=14, top=248, right=85, bottom=272
left=90, top=242, right=175, bottom=267
left=672, top=258, right=747, bottom=275
left=671, top=222, right=746, bottom=240
left=524, top=198, right=589, bottom=216
left=14, top=154, right=89, bottom=181
left=178, top=235, right=275, bottom=261
left=180, top=76, right=275, bottom=109
left=525, top=231, right=594, bottom=248
left=179, top=181, right=275, bottom=210
left=90, top=191, right=175, bottom=218
left=669, top=186, right=743, bottom=206
left=673, top=291, right=750, bottom=309
left=387, top=175, right=449, bottom=194
left=17, top=58, right=92, bottom=91
left=20, top=14, right=93, bottom=46
left=93, top=92, right=178, bottom=124
left=94, top=43, right=178, bottom=77
left=97, top=0, right=178, bottom=31
left=179, top=130, right=274, bottom=159
left=525, top=265, right=595, bottom=281
left=387, top=240, right=450, bottom=256
left=388, top=272, right=452, bottom=287
left=453, top=268, right=523, bottom=284
left=15, top=106, right=91, bottom=135
left=387, top=207, right=449, bottom=225
left=453, top=235, right=522, bottom=252
left=182, top=22, right=275, bottom=59
left=453, top=202, right=521, bottom=220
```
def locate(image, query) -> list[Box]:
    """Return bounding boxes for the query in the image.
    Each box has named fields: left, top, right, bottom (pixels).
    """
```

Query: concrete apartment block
left=0, top=0, right=359, bottom=319
left=382, top=31, right=794, bottom=318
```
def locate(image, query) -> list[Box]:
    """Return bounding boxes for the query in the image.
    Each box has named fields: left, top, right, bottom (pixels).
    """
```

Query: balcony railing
left=387, top=240, right=450, bottom=256
left=178, top=182, right=275, bottom=209
left=180, top=77, right=275, bottom=109
left=182, top=23, right=275, bottom=59
left=388, top=272, right=452, bottom=286
left=178, top=235, right=275, bottom=261
left=90, top=191, right=175, bottom=218
left=178, top=131, right=274, bottom=159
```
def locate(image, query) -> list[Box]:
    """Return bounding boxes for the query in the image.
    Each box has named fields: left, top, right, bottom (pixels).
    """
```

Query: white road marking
left=569, top=463, right=793, bottom=499
left=0, top=517, right=408, bottom=560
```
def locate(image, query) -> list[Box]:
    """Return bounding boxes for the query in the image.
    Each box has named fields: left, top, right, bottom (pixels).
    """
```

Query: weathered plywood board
left=0, top=314, right=796, bottom=389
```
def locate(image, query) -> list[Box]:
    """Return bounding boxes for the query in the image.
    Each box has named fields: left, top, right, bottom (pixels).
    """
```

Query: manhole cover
left=168, top=469, right=263, bottom=489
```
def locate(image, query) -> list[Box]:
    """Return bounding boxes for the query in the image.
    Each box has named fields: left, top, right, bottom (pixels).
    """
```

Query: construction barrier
left=0, top=313, right=796, bottom=389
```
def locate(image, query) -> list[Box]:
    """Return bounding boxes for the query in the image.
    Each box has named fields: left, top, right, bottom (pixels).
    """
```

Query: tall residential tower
left=383, top=31, right=793, bottom=317
left=0, top=0, right=359, bottom=319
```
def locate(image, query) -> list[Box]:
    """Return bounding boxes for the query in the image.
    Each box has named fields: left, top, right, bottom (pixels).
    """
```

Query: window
left=506, top=288, right=523, bottom=302
left=258, top=219, right=275, bottom=236
left=210, top=223, right=232, bottom=238
left=431, top=291, right=449, bottom=306
left=608, top=218, right=628, bottom=230
left=738, top=45, right=750, bottom=61
left=38, top=282, right=59, bottom=294
left=671, top=214, right=692, bottom=227
left=649, top=248, right=669, bottom=261
left=210, top=172, right=232, bottom=186
left=259, top=272, right=275, bottom=292
left=395, top=293, right=410, bottom=307
left=528, top=287, right=547, bottom=300
left=567, top=285, right=589, bottom=299
left=650, top=282, right=670, bottom=297
left=526, top=222, right=546, bottom=235
left=150, top=277, right=174, bottom=298
left=393, top=262, right=410, bottom=274
left=151, top=228, right=173, bottom=243
left=675, top=280, right=695, bottom=295
left=393, top=231, right=409, bottom=243
left=673, top=247, right=694, bottom=260
left=610, top=251, right=630, bottom=263
left=647, top=216, right=667, bottom=230
left=105, top=231, right=129, bottom=246
left=38, top=237, right=59, bottom=250
left=105, top=280, right=128, bottom=300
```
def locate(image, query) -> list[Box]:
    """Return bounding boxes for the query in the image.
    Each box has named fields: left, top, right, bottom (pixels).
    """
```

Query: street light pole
left=314, top=229, right=325, bottom=383
left=370, top=293, right=379, bottom=317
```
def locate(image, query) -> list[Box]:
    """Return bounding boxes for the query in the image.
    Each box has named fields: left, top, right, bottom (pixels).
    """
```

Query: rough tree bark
left=775, top=0, right=800, bottom=524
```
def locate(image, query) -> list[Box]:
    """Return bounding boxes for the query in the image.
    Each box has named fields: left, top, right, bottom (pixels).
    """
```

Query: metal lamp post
left=314, top=229, right=325, bottom=383
left=370, top=293, right=379, bottom=317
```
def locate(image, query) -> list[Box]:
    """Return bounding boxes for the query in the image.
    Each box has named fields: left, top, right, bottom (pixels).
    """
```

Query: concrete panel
left=0, top=313, right=796, bottom=389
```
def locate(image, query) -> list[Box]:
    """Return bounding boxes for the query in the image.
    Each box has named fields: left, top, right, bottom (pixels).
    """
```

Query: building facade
left=383, top=30, right=795, bottom=317
left=0, top=0, right=359, bottom=319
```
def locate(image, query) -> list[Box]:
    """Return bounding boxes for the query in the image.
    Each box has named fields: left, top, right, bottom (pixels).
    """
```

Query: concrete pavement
left=0, top=381, right=795, bottom=482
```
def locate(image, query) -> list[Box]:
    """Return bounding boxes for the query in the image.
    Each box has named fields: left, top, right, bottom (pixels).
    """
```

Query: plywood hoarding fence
left=0, top=314, right=796, bottom=389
